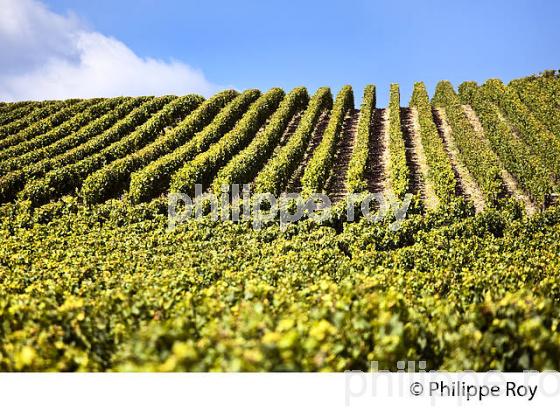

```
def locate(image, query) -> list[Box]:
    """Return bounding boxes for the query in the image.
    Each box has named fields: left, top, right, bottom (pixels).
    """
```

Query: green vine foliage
left=0, top=199, right=559, bottom=371
left=0, top=74, right=559, bottom=371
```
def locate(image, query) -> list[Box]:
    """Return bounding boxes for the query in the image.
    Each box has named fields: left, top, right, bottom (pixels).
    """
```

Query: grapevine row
left=128, top=90, right=260, bottom=204
left=432, top=81, right=504, bottom=203
left=80, top=90, right=237, bottom=204
left=300, top=85, right=353, bottom=195
left=459, top=82, right=554, bottom=206
left=346, top=85, right=375, bottom=193
left=0, top=97, right=126, bottom=166
left=0, top=99, right=95, bottom=151
left=0, top=99, right=82, bottom=143
left=0, top=97, right=173, bottom=204
left=211, top=87, right=308, bottom=193
left=386, top=84, right=409, bottom=199
left=0, top=102, right=44, bottom=128
left=510, top=75, right=560, bottom=138
left=0, top=99, right=65, bottom=140
left=0, top=100, right=34, bottom=110
left=169, top=88, right=285, bottom=196
left=409, top=82, right=456, bottom=203
left=0, top=98, right=145, bottom=175
left=0, top=101, right=40, bottom=123
left=252, top=87, right=332, bottom=196
left=481, top=79, right=560, bottom=181
left=18, top=95, right=204, bottom=206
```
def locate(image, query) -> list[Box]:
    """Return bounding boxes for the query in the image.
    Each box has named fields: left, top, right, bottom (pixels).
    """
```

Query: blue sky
left=1, top=0, right=559, bottom=104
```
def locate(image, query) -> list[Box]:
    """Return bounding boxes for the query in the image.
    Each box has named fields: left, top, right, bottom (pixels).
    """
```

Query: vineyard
left=1, top=71, right=560, bottom=371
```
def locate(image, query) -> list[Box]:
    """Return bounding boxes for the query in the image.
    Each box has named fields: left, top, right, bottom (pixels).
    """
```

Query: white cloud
left=0, top=0, right=223, bottom=101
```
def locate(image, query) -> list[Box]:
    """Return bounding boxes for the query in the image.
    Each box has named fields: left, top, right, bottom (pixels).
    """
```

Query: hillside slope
left=0, top=72, right=559, bottom=371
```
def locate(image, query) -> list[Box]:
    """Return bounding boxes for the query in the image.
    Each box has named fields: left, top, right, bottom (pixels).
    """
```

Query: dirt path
left=278, top=110, right=303, bottom=147
left=409, top=107, right=439, bottom=210
left=381, top=109, right=392, bottom=197
left=249, top=110, right=304, bottom=187
left=432, top=107, right=486, bottom=212
left=287, top=110, right=330, bottom=192
left=327, top=109, right=359, bottom=202
left=462, top=104, right=537, bottom=215
left=401, top=108, right=425, bottom=198
left=365, top=108, right=387, bottom=194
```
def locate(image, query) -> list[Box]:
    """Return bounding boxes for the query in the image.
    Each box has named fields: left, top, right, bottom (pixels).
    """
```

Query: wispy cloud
left=0, top=0, right=223, bottom=101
